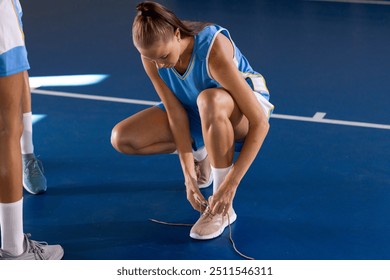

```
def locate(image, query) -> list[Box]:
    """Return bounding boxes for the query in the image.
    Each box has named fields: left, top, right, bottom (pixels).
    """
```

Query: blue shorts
left=0, top=0, right=30, bottom=77
left=156, top=91, right=274, bottom=152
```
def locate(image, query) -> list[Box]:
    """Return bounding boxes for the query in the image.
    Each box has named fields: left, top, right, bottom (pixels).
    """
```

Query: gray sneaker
left=0, top=233, right=64, bottom=260
left=22, top=153, right=47, bottom=194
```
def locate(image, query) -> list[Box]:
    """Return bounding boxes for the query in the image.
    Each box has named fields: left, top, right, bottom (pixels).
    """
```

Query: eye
left=160, top=54, right=169, bottom=60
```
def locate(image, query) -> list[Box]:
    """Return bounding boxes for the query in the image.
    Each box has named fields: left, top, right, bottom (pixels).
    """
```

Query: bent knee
left=197, top=89, right=232, bottom=122
left=197, top=89, right=220, bottom=112
left=111, top=124, right=133, bottom=154
left=111, top=123, right=149, bottom=155
left=110, top=125, right=120, bottom=151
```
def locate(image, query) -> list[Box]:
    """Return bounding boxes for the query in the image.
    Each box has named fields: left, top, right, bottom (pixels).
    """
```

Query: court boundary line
left=31, top=88, right=390, bottom=130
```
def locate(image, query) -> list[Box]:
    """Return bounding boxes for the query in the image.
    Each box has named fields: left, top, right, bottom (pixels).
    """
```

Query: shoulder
left=207, top=30, right=236, bottom=80
left=196, top=24, right=227, bottom=41
left=196, top=24, right=229, bottom=59
left=209, top=32, right=234, bottom=66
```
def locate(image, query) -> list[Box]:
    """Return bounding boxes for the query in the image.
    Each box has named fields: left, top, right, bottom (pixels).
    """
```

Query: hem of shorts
left=0, top=66, right=30, bottom=77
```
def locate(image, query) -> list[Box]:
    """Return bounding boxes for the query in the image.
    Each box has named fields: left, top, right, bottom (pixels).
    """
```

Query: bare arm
left=141, top=56, right=207, bottom=210
left=208, top=34, right=270, bottom=214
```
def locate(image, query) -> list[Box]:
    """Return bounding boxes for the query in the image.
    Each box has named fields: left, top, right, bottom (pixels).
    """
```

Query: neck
left=178, top=37, right=194, bottom=66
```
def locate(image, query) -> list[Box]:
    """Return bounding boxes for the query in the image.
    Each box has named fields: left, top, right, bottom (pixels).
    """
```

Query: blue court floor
left=17, top=0, right=390, bottom=259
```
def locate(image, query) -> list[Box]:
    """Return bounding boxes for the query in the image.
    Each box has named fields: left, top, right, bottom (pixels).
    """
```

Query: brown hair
left=132, top=1, right=212, bottom=48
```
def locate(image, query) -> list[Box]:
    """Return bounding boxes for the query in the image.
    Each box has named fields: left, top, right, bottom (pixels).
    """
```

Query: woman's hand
left=208, top=179, right=238, bottom=216
left=185, top=176, right=207, bottom=213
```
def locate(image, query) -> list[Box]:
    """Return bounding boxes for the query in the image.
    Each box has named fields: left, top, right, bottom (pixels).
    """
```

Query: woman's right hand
left=185, top=176, right=207, bottom=212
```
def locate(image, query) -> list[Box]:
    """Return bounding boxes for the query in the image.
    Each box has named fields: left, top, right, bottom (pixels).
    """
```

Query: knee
left=197, top=89, right=227, bottom=123
left=111, top=123, right=144, bottom=155
left=111, top=124, right=129, bottom=153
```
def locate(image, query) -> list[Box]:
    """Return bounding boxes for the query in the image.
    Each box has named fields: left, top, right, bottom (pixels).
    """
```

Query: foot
left=22, top=153, right=47, bottom=194
left=194, top=156, right=213, bottom=189
left=190, top=207, right=237, bottom=240
left=0, top=233, right=64, bottom=260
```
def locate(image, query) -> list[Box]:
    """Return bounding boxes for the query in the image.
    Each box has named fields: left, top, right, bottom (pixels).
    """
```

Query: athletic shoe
left=0, top=233, right=64, bottom=260
left=22, top=153, right=47, bottom=194
left=190, top=207, right=237, bottom=240
left=195, top=156, right=213, bottom=189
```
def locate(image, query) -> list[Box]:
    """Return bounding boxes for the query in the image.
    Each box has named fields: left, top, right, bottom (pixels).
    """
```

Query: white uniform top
left=0, top=0, right=30, bottom=76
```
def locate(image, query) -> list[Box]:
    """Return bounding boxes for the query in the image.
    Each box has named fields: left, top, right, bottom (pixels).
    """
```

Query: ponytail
left=133, top=1, right=211, bottom=48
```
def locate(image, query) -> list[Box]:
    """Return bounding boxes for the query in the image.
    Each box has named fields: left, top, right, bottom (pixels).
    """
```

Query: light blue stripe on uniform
left=0, top=46, right=30, bottom=77
left=13, top=0, right=24, bottom=28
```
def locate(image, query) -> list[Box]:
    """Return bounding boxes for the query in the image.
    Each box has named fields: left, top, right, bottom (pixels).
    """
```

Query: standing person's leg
left=0, top=73, right=64, bottom=260
left=20, top=71, right=47, bottom=195
left=0, top=0, right=63, bottom=260
left=0, top=73, right=25, bottom=255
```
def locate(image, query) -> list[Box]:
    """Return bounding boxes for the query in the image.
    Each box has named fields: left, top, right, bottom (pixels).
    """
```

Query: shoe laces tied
left=26, top=233, right=48, bottom=260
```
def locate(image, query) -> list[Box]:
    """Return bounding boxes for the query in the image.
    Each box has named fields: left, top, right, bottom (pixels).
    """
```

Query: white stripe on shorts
left=254, top=92, right=274, bottom=119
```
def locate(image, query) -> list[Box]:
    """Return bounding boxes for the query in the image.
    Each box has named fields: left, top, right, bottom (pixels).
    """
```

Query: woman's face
left=137, top=35, right=181, bottom=69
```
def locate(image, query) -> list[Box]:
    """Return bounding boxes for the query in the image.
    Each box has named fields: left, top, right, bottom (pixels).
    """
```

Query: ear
left=175, top=28, right=181, bottom=40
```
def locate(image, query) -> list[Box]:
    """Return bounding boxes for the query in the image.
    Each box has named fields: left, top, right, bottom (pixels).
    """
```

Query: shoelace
left=24, top=158, right=44, bottom=177
left=149, top=204, right=255, bottom=260
left=25, top=233, right=48, bottom=260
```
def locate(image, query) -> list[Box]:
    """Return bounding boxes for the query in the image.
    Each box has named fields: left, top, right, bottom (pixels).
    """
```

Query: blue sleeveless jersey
left=156, top=24, right=270, bottom=150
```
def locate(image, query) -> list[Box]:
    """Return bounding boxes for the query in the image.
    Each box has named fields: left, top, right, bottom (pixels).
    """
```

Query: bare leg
left=111, top=106, right=176, bottom=155
left=189, top=88, right=245, bottom=240
left=18, top=71, right=47, bottom=194
left=197, top=88, right=249, bottom=168
left=20, top=71, right=34, bottom=155
left=0, top=72, right=24, bottom=203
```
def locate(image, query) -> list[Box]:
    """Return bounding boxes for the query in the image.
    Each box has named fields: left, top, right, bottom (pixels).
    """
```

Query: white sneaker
left=190, top=207, right=237, bottom=240
left=0, top=233, right=64, bottom=260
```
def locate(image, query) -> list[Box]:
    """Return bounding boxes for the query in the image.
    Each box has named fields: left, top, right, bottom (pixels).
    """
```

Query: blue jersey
left=156, top=24, right=272, bottom=150
left=157, top=24, right=268, bottom=112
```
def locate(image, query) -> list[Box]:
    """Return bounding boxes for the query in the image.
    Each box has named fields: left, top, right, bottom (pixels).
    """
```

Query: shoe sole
left=52, top=246, right=64, bottom=260
left=189, top=211, right=237, bottom=240
left=22, top=180, right=47, bottom=195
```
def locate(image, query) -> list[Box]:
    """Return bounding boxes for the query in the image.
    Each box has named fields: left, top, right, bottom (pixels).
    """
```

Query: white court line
left=271, top=113, right=390, bottom=130
left=312, top=112, right=327, bottom=120
left=32, top=88, right=159, bottom=106
left=306, top=0, right=390, bottom=5
left=31, top=88, right=390, bottom=130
